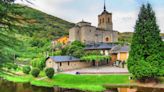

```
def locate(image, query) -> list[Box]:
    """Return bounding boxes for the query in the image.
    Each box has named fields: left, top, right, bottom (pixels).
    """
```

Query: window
left=106, top=37, right=109, bottom=42
left=108, top=18, right=110, bottom=23
left=103, top=18, right=104, bottom=23
left=60, top=62, right=62, bottom=66
left=68, top=61, right=70, bottom=66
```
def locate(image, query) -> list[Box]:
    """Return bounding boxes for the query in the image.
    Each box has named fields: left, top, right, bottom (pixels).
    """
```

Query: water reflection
left=0, top=79, right=163, bottom=92
left=0, top=79, right=82, bottom=92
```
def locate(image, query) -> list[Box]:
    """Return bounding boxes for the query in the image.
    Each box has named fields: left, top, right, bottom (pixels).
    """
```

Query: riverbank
left=1, top=69, right=164, bottom=92
left=0, top=70, right=130, bottom=92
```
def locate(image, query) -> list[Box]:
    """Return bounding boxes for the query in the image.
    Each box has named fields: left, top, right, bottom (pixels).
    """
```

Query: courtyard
left=63, top=66, right=129, bottom=74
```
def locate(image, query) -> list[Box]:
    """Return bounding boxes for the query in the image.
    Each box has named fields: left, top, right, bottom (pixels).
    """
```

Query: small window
left=108, top=18, right=110, bottom=23
left=60, top=62, right=62, bottom=66
left=103, top=18, right=104, bottom=23
left=68, top=61, right=70, bottom=66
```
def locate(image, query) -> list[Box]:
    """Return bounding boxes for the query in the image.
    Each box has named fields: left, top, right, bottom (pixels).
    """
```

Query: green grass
left=0, top=70, right=130, bottom=92
left=30, top=74, right=130, bottom=91
left=52, top=74, right=130, bottom=91
left=31, top=79, right=54, bottom=87
left=5, top=75, right=32, bottom=83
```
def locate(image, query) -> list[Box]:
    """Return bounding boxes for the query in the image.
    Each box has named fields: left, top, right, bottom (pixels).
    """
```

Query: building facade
left=69, top=4, right=118, bottom=44
left=46, top=56, right=92, bottom=72
left=110, top=45, right=130, bottom=63
left=53, top=36, right=69, bottom=45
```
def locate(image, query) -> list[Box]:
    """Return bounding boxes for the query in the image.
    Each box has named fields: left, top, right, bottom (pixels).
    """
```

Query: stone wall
left=98, top=13, right=113, bottom=31
left=69, top=22, right=118, bottom=44
left=57, top=61, right=92, bottom=71
left=46, top=58, right=92, bottom=72
left=69, top=27, right=80, bottom=42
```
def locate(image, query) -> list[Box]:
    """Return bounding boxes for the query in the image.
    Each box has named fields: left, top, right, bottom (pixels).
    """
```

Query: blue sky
left=15, top=0, right=164, bottom=33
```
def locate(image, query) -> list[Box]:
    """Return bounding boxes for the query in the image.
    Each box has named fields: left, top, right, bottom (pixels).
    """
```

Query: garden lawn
left=35, top=74, right=130, bottom=92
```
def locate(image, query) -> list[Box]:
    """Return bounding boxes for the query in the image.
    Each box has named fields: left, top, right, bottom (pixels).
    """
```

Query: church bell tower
left=98, top=0, right=113, bottom=31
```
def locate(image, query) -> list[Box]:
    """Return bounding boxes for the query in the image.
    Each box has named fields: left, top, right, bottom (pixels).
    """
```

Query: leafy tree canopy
left=127, top=3, right=164, bottom=80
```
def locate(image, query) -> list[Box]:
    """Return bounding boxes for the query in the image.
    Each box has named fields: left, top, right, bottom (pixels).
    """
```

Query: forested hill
left=118, top=32, right=164, bottom=43
left=13, top=4, right=74, bottom=39
left=1, top=3, right=74, bottom=64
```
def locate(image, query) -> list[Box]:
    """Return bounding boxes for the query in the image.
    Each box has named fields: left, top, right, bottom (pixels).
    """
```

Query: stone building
left=46, top=56, right=92, bottom=72
left=110, top=45, right=130, bottom=63
left=69, top=4, right=118, bottom=44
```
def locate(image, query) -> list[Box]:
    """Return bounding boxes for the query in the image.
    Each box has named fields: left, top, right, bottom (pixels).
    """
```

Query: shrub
left=12, top=64, right=18, bottom=70
left=38, top=60, right=46, bottom=70
left=45, top=68, right=55, bottom=78
left=31, top=68, right=40, bottom=77
left=23, top=66, right=31, bottom=74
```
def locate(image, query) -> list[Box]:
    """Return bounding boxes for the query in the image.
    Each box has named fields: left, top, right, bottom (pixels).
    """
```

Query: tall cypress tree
left=128, top=3, right=164, bottom=81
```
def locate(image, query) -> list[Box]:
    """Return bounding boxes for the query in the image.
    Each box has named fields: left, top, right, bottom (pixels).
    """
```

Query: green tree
left=61, top=41, right=85, bottom=58
left=45, top=68, right=55, bottom=79
left=127, top=3, right=164, bottom=81
left=31, top=68, right=40, bottom=77
left=23, top=66, right=31, bottom=74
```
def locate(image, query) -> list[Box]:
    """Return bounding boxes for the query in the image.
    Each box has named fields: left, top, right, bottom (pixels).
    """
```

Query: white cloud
left=156, top=8, right=164, bottom=33
left=15, top=0, right=164, bottom=33
left=113, top=11, right=138, bottom=32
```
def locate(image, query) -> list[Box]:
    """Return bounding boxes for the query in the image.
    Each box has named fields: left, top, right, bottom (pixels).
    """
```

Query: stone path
left=63, top=66, right=129, bottom=74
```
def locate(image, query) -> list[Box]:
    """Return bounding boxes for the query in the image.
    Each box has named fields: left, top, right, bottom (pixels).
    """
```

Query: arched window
left=106, top=37, right=109, bottom=42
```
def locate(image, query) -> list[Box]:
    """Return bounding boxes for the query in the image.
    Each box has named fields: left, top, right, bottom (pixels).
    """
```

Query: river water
left=0, top=79, right=163, bottom=92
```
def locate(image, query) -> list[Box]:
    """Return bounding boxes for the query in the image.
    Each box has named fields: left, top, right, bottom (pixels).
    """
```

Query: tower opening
left=98, top=0, right=113, bottom=31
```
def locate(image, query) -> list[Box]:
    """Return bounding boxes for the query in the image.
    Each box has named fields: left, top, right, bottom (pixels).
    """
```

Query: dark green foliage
left=12, top=64, right=18, bottom=70
left=31, top=57, right=46, bottom=70
left=71, top=41, right=85, bottom=47
left=0, top=1, right=21, bottom=64
left=53, top=50, right=62, bottom=56
left=62, top=41, right=85, bottom=58
left=38, top=60, right=46, bottom=70
left=31, top=68, right=40, bottom=77
left=45, top=68, right=55, bottom=79
left=128, top=3, right=164, bottom=80
left=0, top=2, right=74, bottom=66
left=23, top=66, right=31, bottom=74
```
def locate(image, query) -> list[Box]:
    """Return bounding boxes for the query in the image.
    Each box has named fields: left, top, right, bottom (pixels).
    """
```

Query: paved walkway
left=63, top=66, right=129, bottom=74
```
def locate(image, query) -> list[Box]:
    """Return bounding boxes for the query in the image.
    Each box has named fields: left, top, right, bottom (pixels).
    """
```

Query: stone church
left=69, top=3, right=118, bottom=44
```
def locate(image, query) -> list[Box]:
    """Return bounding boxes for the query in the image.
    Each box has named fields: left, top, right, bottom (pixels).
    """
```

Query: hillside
left=118, top=32, right=133, bottom=43
left=2, top=4, right=74, bottom=64
left=13, top=4, right=74, bottom=39
left=118, top=32, right=164, bottom=43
